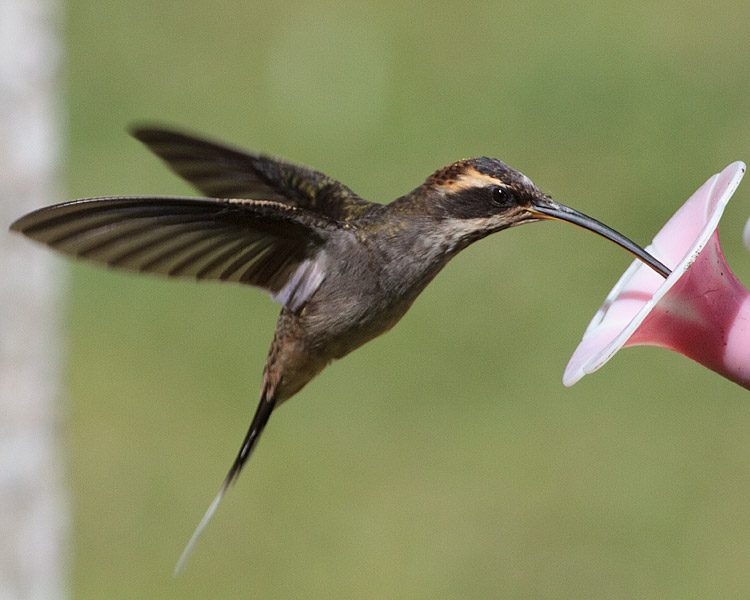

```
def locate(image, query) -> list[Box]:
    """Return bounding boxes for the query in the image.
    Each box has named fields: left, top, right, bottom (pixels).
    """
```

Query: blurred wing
left=10, top=196, right=334, bottom=311
left=130, top=126, right=376, bottom=221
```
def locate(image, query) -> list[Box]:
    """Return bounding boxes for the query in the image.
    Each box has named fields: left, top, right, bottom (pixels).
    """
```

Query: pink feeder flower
left=564, top=161, right=749, bottom=390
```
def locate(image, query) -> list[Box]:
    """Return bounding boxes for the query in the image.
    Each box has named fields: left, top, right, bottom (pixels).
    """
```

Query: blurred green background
left=57, top=0, right=750, bottom=597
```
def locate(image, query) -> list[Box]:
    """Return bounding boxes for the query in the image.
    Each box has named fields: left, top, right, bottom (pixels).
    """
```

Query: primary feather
left=10, top=196, right=336, bottom=311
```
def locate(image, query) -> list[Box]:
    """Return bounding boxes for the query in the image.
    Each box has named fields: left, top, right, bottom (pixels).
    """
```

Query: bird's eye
left=490, top=186, right=509, bottom=207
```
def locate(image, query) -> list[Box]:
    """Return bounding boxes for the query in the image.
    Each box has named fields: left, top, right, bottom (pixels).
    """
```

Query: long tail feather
left=174, top=394, right=277, bottom=574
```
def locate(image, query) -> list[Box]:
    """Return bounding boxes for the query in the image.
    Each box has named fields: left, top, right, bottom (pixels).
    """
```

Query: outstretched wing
left=130, top=126, right=376, bottom=222
left=10, top=196, right=335, bottom=311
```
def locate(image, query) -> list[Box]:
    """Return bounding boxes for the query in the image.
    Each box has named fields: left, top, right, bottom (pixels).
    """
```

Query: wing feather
left=11, top=196, right=334, bottom=310
left=130, top=126, right=376, bottom=221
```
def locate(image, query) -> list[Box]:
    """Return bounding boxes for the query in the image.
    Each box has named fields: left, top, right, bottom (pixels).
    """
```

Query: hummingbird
left=10, top=126, right=670, bottom=569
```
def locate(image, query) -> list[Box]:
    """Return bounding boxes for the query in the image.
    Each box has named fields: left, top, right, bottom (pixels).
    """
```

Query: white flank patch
left=271, top=256, right=327, bottom=310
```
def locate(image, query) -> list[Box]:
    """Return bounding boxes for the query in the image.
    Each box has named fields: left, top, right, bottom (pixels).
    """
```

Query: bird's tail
left=174, top=390, right=277, bottom=575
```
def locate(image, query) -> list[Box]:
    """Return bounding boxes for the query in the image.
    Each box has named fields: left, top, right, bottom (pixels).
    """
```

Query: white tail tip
left=173, top=485, right=227, bottom=576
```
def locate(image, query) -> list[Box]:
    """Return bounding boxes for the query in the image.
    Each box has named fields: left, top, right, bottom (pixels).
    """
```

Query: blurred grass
left=57, top=0, right=750, bottom=597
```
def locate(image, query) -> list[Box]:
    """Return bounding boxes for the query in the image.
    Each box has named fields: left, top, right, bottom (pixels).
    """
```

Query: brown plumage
left=10, top=126, right=670, bottom=569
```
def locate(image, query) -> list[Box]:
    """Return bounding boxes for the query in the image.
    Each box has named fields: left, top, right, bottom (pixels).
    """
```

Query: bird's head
left=419, top=157, right=670, bottom=278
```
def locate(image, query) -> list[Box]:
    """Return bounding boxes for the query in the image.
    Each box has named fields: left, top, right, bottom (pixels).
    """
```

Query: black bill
left=529, top=197, right=671, bottom=279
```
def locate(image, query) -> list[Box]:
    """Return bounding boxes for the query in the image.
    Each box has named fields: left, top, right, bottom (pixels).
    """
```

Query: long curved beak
left=529, top=196, right=671, bottom=279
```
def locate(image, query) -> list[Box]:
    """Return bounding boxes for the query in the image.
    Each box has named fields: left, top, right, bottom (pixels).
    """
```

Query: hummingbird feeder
left=564, top=161, right=750, bottom=390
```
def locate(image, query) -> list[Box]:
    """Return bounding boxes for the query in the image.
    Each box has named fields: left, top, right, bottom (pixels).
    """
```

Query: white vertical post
left=0, top=0, right=68, bottom=598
